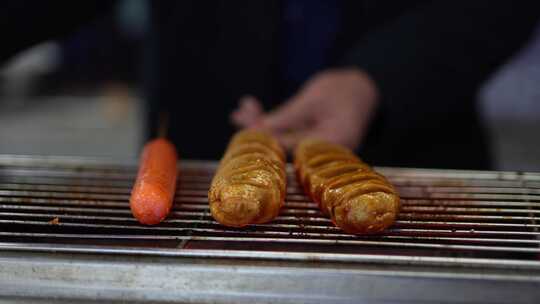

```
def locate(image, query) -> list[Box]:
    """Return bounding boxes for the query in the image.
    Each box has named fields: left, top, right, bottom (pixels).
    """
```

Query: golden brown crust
left=209, top=130, right=286, bottom=227
left=294, top=139, right=400, bottom=234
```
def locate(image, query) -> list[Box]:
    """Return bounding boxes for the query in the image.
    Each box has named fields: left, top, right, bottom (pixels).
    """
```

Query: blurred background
left=0, top=0, right=539, bottom=171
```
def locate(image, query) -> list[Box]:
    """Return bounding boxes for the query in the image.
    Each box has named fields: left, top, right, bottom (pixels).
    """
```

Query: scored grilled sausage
left=209, top=129, right=286, bottom=227
left=130, top=138, right=178, bottom=225
left=294, top=139, right=400, bottom=234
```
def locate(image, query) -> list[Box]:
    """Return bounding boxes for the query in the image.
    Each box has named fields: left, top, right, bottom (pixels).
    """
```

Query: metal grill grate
left=0, top=155, right=539, bottom=269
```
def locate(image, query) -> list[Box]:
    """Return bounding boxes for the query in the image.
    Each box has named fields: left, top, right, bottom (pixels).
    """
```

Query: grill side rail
left=1, top=251, right=539, bottom=304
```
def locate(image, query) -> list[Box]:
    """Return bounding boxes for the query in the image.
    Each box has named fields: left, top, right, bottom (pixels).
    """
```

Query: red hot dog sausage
left=130, top=138, right=178, bottom=225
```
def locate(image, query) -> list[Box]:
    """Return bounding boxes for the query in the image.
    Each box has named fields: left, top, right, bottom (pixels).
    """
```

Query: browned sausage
left=294, top=139, right=399, bottom=234
left=209, top=129, right=286, bottom=227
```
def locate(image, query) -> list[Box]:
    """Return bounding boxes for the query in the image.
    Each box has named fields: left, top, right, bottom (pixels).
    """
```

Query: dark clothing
left=2, top=1, right=539, bottom=169
left=281, top=0, right=343, bottom=97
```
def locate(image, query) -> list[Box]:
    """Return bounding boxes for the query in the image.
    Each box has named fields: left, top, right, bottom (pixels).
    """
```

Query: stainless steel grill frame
left=0, top=154, right=539, bottom=303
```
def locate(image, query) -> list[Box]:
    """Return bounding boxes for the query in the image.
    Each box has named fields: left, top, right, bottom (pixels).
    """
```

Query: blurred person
left=1, top=1, right=539, bottom=169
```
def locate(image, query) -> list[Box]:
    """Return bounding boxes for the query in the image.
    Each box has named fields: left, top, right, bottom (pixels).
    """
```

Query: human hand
left=231, top=68, right=379, bottom=151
